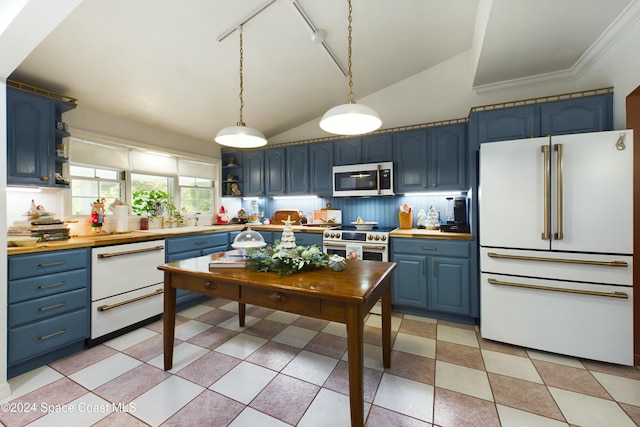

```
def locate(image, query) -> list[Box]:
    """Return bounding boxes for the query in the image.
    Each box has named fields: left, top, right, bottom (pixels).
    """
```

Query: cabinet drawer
left=241, top=287, right=321, bottom=317
left=9, top=268, right=88, bottom=303
left=392, top=239, right=470, bottom=258
left=9, top=288, right=88, bottom=327
left=9, top=248, right=90, bottom=280
left=165, top=233, right=228, bottom=255
left=8, top=309, right=89, bottom=364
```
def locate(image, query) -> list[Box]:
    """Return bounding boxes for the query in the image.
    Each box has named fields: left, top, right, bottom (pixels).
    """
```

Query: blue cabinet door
left=477, top=105, right=537, bottom=143
left=362, top=133, right=393, bottom=163
left=265, top=147, right=286, bottom=196
left=243, top=150, right=265, bottom=196
left=430, top=124, right=466, bottom=191
left=394, top=129, right=429, bottom=193
left=7, top=88, right=52, bottom=186
left=392, top=253, right=428, bottom=308
left=286, top=145, right=310, bottom=195
left=309, top=141, right=334, bottom=196
left=429, top=257, right=470, bottom=315
left=540, top=94, right=612, bottom=135
left=333, top=137, right=362, bottom=165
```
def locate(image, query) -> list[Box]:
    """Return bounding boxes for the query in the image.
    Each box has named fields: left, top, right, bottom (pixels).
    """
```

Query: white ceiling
left=9, top=0, right=635, bottom=143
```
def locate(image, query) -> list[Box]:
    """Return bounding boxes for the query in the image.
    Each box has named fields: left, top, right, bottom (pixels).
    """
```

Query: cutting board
left=271, top=210, right=301, bottom=225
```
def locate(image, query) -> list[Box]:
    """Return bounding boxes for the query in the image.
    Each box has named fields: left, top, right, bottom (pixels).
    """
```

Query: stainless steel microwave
left=332, top=162, right=394, bottom=197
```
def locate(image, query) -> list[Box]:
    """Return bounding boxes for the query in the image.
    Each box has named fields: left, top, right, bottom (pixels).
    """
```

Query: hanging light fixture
left=320, top=0, right=381, bottom=136
left=215, top=25, right=267, bottom=148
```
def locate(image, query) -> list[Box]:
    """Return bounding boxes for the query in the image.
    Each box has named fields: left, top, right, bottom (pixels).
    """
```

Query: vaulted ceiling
left=9, top=0, right=634, bottom=143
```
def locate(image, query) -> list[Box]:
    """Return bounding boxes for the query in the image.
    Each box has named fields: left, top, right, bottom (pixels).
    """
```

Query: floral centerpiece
left=246, top=215, right=345, bottom=275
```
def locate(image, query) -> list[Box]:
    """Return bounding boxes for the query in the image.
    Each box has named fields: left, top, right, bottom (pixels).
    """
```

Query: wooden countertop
left=7, top=224, right=471, bottom=255
left=390, top=228, right=473, bottom=240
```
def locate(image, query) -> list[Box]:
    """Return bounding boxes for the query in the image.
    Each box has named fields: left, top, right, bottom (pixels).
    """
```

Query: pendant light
left=216, top=25, right=267, bottom=148
left=320, top=0, right=381, bottom=136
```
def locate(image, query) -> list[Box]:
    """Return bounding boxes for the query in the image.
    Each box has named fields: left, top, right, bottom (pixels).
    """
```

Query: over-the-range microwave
left=332, top=162, right=394, bottom=197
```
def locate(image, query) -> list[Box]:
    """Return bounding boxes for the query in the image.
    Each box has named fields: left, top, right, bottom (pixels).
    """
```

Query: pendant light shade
left=320, top=0, right=381, bottom=136
left=216, top=125, right=267, bottom=148
left=320, top=102, right=381, bottom=135
left=215, top=26, right=267, bottom=148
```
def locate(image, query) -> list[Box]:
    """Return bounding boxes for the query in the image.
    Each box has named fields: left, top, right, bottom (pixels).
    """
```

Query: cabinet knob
left=41, top=176, right=49, bottom=181
left=432, top=183, right=436, bottom=188
left=422, top=184, right=427, bottom=188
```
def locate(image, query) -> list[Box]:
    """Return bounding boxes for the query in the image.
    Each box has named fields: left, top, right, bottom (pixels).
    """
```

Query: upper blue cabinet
left=287, top=141, right=333, bottom=196
left=470, top=93, right=613, bottom=145
left=333, top=133, right=393, bottom=165
left=7, top=86, right=76, bottom=187
left=394, top=123, right=466, bottom=193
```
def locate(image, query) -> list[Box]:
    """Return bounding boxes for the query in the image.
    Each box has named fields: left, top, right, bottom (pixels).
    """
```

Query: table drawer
left=9, top=268, right=88, bottom=303
left=9, top=248, right=90, bottom=280
left=241, top=287, right=321, bottom=316
left=8, top=309, right=89, bottom=364
left=9, top=288, right=88, bottom=327
left=170, top=274, right=239, bottom=300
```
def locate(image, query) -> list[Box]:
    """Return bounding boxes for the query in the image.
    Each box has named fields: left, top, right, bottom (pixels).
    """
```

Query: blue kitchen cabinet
left=333, top=133, right=393, bottom=165
left=476, top=105, right=537, bottom=143
left=308, top=141, right=334, bottom=196
left=165, top=232, right=229, bottom=307
left=286, top=145, right=310, bottom=195
left=243, top=150, right=265, bottom=197
left=394, top=124, right=467, bottom=193
left=391, top=238, right=475, bottom=323
left=222, top=150, right=243, bottom=197
left=7, top=87, right=76, bottom=187
left=7, top=248, right=90, bottom=378
left=265, top=147, right=286, bottom=196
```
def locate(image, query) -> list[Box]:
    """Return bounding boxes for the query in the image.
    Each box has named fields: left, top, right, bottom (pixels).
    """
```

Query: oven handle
left=97, top=245, right=164, bottom=259
left=324, top=242, right=387, bottom=251
left=488, top=278, right=629, bottom=299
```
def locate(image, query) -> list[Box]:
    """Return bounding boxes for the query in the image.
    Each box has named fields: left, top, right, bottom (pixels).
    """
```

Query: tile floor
left=2, top=298, right=640, bottom=427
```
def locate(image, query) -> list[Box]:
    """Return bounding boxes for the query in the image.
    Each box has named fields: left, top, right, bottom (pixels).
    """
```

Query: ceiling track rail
left=216, top=0, right=347, bottom=77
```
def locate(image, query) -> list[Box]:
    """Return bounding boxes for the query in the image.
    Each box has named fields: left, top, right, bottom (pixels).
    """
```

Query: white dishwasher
left=91, top=240, right=165, bottom=339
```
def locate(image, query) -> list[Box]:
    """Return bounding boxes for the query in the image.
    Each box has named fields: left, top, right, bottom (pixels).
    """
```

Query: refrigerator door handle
left=554, top=144, right=564, bottom=240
left=541, top=145, right=551, bottom=240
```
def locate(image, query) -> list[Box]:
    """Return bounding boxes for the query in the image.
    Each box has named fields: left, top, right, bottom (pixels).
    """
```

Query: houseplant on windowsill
left=131, top=190, right=184, bottom=227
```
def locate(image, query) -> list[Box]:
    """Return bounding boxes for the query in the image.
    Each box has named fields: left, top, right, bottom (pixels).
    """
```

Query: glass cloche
left=231, top=228, right=266, bottom=249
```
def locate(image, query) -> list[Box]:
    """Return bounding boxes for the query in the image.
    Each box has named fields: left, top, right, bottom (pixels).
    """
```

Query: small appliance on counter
left=440, top=196, right=469, bottom=233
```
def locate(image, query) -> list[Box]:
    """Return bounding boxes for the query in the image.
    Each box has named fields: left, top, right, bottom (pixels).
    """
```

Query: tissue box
left=313, top=210, right=342, bottom=225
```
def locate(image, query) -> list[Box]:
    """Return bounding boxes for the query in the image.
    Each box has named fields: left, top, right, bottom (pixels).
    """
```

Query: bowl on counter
left=7, top=236, right=40, bottom=247
left=351, top=221, right=378, bottom=231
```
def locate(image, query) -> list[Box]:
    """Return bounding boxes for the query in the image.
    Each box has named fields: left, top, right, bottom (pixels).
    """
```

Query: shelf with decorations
left=222, top=151, right=243, bottom=197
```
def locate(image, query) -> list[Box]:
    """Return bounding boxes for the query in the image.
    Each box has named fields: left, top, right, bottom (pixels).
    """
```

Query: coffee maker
left=440, top=196, right=470, bottom=233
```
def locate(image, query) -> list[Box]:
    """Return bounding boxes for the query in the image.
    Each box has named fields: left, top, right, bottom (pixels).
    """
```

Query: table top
left=159, top=256, right=396, bottom=305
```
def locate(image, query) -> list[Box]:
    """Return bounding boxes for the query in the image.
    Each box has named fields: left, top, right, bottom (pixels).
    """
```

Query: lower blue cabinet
left=391, top=238, right=475, bottom=322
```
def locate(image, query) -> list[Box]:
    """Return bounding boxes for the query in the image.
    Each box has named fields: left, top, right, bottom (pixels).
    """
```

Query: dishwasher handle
left=97, top=245, right=164, bottom=259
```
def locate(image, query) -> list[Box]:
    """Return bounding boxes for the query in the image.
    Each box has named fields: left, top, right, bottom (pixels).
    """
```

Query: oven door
left=323, top=242, right=388, bottom=262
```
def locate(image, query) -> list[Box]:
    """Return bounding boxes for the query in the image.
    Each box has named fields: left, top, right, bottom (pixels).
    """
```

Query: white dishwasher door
left=91, top=240, right=165, bottom=339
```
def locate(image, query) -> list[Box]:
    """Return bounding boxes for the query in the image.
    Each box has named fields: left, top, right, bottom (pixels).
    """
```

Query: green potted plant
left=131, top=190, right=184, bottom=225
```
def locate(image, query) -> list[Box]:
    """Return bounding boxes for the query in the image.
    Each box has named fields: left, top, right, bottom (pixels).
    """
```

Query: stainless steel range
left=322, top=226, right=392, bottom=262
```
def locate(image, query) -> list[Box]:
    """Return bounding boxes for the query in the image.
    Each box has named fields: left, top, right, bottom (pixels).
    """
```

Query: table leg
left=381, top=279, right=392, bottom=368
left=238, top=302, right=246, bottom=327
left=346, top=305, right=364, bottom=427
left=163, top=273, right=176, bottom=370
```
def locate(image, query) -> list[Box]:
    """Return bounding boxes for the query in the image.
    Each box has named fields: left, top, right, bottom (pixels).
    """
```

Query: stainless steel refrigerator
left=479, top=130, right=634, bottom=365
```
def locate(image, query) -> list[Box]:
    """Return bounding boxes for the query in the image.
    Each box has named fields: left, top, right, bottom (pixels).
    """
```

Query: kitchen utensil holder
left=398, top=212, right=413, bottom=229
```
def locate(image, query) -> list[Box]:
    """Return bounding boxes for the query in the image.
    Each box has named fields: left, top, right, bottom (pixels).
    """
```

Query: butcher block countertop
left=7, top=224, right=471, bottom=255
left=390, top=228, right=473, bottom=240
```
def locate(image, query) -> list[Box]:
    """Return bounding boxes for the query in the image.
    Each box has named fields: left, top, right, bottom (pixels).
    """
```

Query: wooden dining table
left=159, top=256, right=396, bottom=427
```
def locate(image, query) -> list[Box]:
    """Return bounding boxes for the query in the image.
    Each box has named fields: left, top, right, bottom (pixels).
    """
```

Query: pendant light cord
left=346, top=0, right=355, bottom=105
left=238, top=26, right=245, bottom=126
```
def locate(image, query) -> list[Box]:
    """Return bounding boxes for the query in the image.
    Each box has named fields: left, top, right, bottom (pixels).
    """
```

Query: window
left=179, top=176, right=213, bottom=213
left=130, top=173, right=170, bottom=195
left=70, top=166, right=124, bottom=215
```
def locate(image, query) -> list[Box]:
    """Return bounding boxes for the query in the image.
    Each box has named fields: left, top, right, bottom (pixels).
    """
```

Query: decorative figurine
left=417, top=209, right=427, bottom=229
left=90, top=198, right=106, bottom=233
left=425, top=205, right=440, bottom=230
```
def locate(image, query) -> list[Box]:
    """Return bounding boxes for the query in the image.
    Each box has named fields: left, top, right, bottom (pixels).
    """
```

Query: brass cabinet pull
left=554, top=144, right=564, bottom=240
left=97, top=245, right=164, bottom=258
left=194, top=241, right=207, bottom=246
left=269, top=292, right=289, bottom=304
left=39, top=302, right=67, bottom=311
left=421, top=246, right=437, bottom=251
left=39, top=281, right=66, bottom=289
left=541, top=145, right=551, bottom=240
left=204, top=281, right=217, bottom=291
left=39, top=261, right=67, bottom=267
left=487, top=252, right=628, bottom=267
left=488, top=278, right=628, bottom=299
left=97, top=288, right=163, bottom=311
left=40, top=329, right=67, bottom=340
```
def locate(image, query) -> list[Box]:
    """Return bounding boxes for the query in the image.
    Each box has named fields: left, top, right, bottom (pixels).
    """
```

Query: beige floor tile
left=496, top=404, right=569, bottom=427
left=549, top=386, right=636, bottom=427
left=435, top=360, right=493, bottom=401
left=482, top=349, right=542, bottom=383
left=591, top=371, right=640, bottom=406
left=438, top=324, right=479, bottom=348
left=393, top=332, right=436, bottom=359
